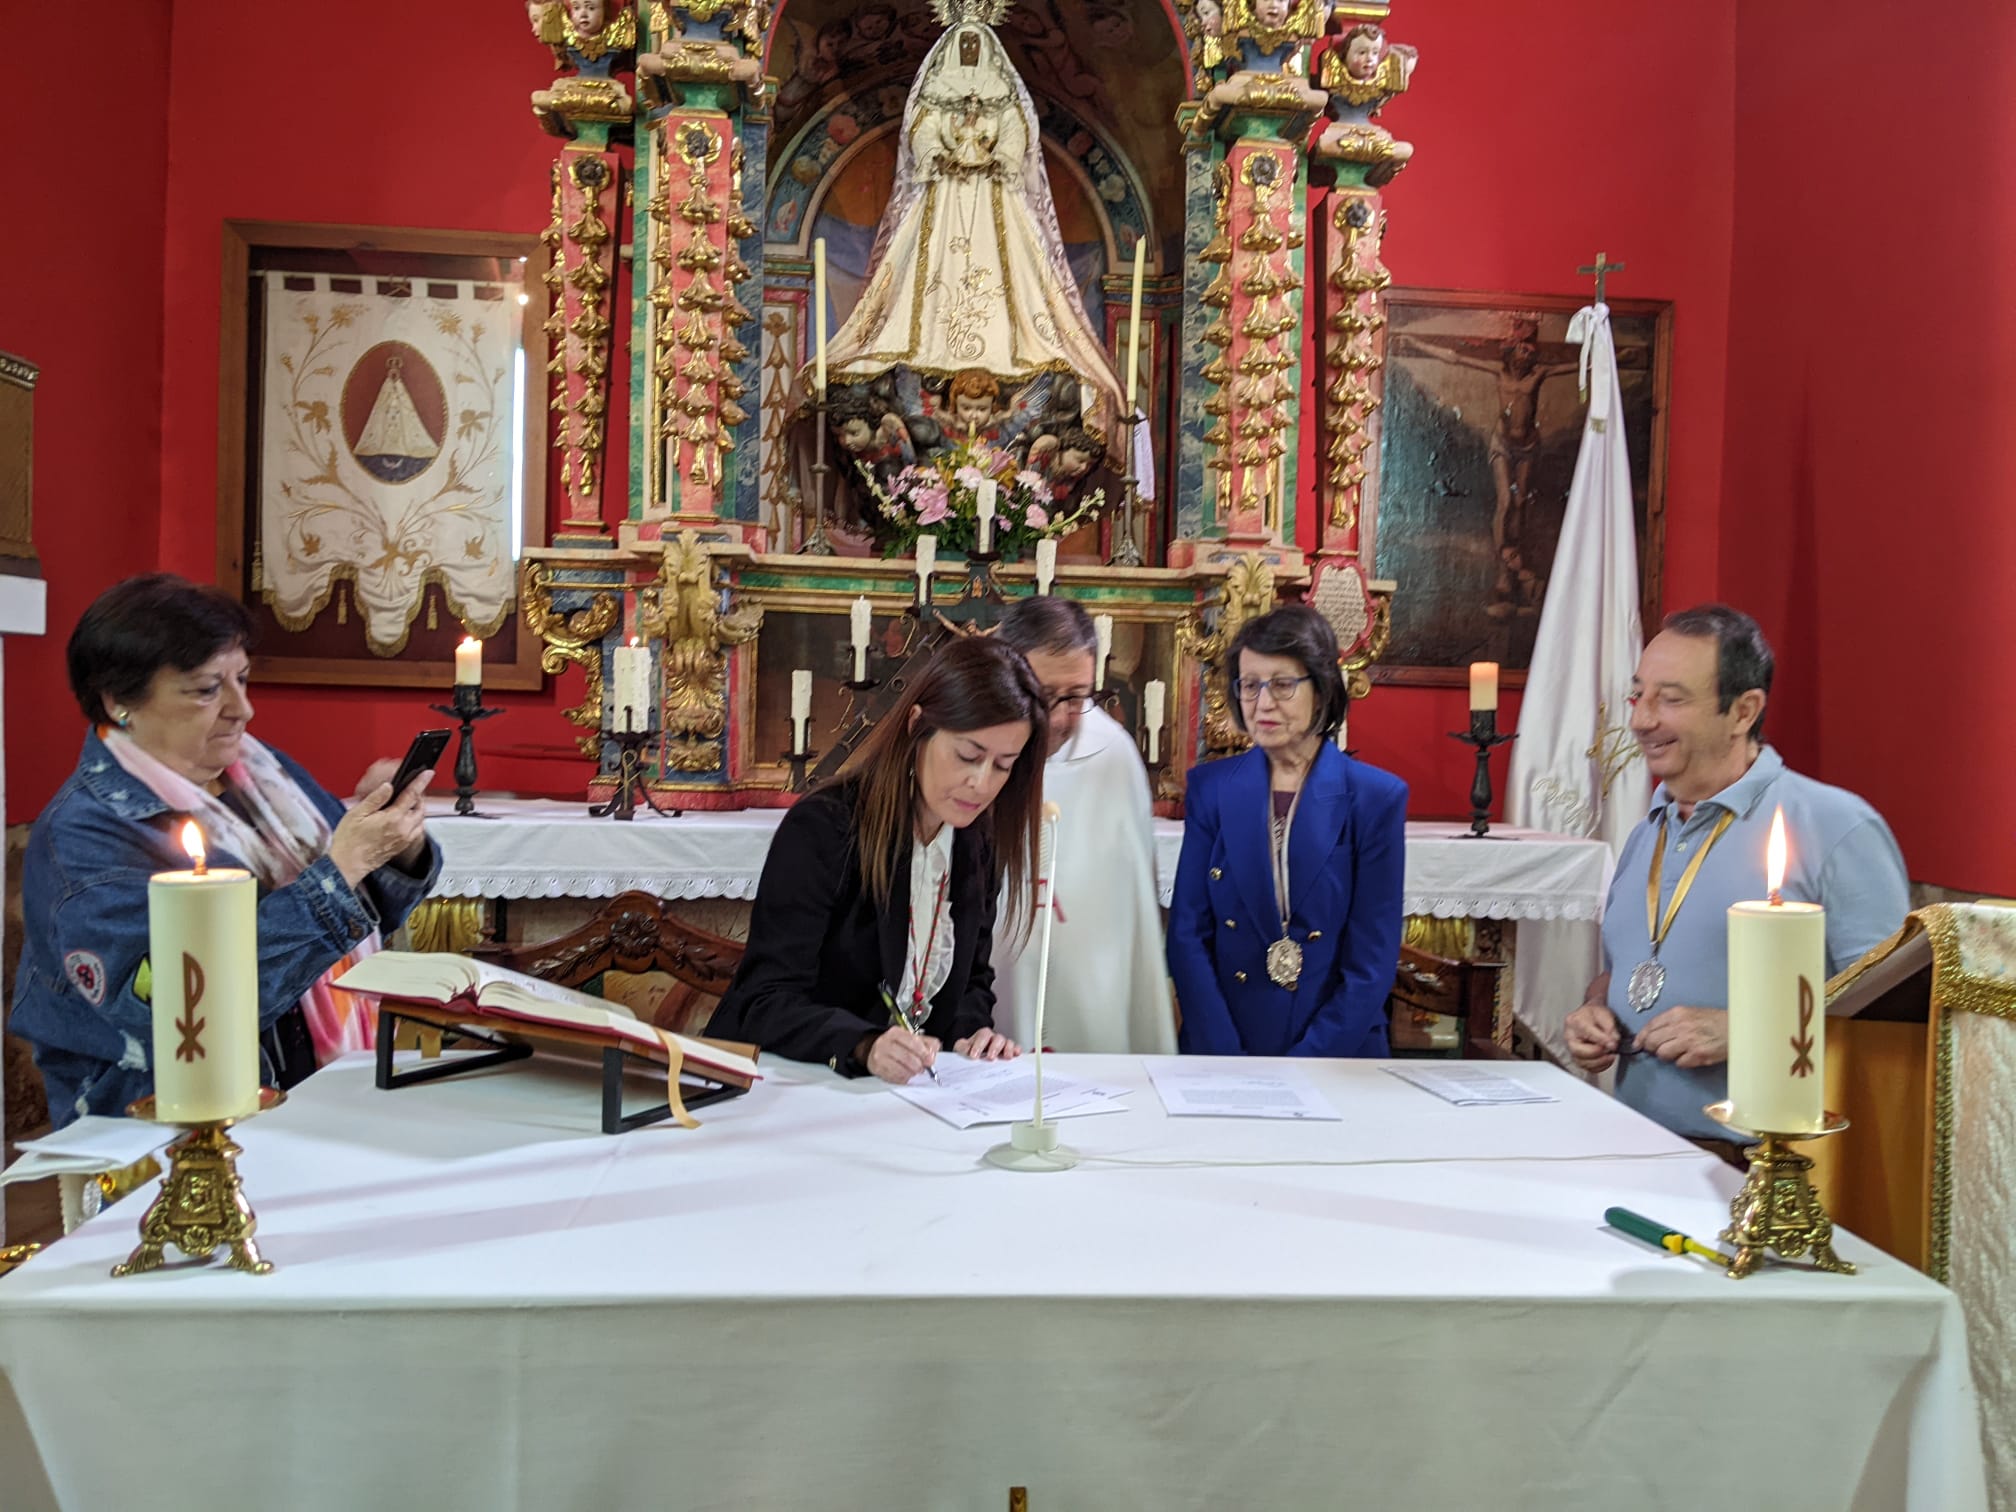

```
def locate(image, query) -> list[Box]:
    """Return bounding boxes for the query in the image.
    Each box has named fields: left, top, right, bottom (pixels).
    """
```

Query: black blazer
left=706, top=782, right=1001, bottom=1072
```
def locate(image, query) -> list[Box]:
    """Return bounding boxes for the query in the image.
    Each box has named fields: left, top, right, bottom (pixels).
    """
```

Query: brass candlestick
left=1704, top=1100, right=1856, bottom=1280
left=112, top=1086, right=286, bottom=1278
left=1108, top=410, right=1146, bottom=567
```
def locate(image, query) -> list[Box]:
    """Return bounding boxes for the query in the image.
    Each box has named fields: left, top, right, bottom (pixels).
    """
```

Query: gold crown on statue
left=929, top=0, right=1013, bottom=27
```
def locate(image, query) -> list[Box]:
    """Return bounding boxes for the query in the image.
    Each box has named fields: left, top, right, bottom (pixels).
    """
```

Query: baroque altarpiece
left=514, top=0, right=1417, bottom=805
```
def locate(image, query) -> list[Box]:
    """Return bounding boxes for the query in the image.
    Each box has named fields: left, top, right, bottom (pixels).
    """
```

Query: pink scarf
left=104, top=729, right=381, bottom=1062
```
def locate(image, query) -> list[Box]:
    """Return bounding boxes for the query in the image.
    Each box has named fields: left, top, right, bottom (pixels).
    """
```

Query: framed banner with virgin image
left=218, top=221, right=549, bottom=689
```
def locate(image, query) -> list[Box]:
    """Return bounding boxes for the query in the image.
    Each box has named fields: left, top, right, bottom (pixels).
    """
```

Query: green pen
left=879, top=980, right=940, bottom=1084
left=1605, top=1206, right=1733, bottom=1268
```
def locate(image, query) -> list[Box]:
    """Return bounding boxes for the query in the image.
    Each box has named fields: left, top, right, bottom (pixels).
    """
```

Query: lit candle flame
left=181, top=819, right=208, bottom=876
left=1766, top=805, right=1788, bottom=905
left=629, top=634, right=640, bottom=648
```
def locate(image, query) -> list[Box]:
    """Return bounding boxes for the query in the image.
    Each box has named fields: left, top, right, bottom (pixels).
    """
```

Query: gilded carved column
left=1170, top=0, right=1326, bottom=564
left=636, top=2, right=764, bottom=532
left=526, top=1, right=637, bottom=538
left=1311, top=13, right=1415, bottom=560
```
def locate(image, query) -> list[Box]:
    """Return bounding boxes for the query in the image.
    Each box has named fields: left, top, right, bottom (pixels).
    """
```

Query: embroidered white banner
left=259, top=272, right=522, bottom=654
left=1505, top=302, right=1650, bottom=856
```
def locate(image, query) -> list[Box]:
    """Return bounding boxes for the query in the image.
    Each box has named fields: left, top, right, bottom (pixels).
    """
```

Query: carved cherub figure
left=637, top=0, right=762, bottom=103
left=1203, top=0, right=1328, bottom=113
left=1313, top=22, right=1419, bottom=175
left=527, top=0, right=638, bottom=132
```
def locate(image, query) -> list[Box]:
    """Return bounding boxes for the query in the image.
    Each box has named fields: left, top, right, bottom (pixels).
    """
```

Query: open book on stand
left=335, top=951, right=759, bottom=1132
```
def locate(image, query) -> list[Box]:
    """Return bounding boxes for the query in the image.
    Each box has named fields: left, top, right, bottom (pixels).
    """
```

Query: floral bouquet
left=855, top=436, right=1104, bottom=560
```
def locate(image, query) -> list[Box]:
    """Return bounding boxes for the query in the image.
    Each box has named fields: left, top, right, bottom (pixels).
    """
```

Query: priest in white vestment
left=993, top=598, right=1176, bottom=1053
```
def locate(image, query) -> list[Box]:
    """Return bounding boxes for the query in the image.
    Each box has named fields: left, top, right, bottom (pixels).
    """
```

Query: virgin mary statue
left=820, top=2, right=1145, bottom=480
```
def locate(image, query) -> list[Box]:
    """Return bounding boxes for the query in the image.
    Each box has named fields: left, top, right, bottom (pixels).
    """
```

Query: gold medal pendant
left=1266, top=935, right=1303, bottom=990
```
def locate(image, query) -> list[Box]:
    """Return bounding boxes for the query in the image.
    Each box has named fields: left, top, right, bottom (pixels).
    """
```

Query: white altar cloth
left=0, top=1054, right=1983, bottom=1512
left=425, top=799, right=1611, bottom=918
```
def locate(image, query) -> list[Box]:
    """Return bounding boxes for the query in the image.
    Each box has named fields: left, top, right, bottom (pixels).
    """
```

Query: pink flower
left=916, top=485, right=950, bottom=525
left=828, top=113, right=861, bottom=146
left=954, top=465, right=987, bottom=491
left=1024, top=504, right=1048, bottom=528
left=1015, top=468, right=1050, bottom=501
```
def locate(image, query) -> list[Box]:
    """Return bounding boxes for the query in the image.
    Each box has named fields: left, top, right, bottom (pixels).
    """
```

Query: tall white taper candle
left=850, top=595, right=872, bottom=682
left=914, top=533, right=937, bottom=604
left=790, top=669, right=812, bottom=755
left=976, top=477, right=997, bottom=554
left=1123, top=238, right=1146, bottom=412
left=1034, top=537, right=1057, bottom=596
left=812, top=238, right=828, bottom=398
left=1143, top=678, right=1166, bottom=765
left=1093, top=613, right=1113, bottom=691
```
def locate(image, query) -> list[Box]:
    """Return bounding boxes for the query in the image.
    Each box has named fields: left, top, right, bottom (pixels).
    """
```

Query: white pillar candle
left=612, top=637, right=652, bottom=732
left=1093, top=613, right=1113, bottom=691
left=812, top=238, right=828, bottom=398
left=1468, top=661, right=1499, bottom=712
left=149, top=823, right=259, bottom=1123
left=1034, top=537, right=1057, bottom=596
left=1142, top=678, right=1165, bottom=765
left=1123, top=237, right=1146, bottom=412
left=914, top=533, right=937, bottom=604
left=790, top=668, right=812, bottom=755
left=850, top=595, right=872, bottom=682
left=454, top=636, right=483, bottom=687
left=1727, top=808, right=1829, bottom=1134
left=1336, top=709, right=1350, bottom=750
left=976, top=477, right=997, bottom=554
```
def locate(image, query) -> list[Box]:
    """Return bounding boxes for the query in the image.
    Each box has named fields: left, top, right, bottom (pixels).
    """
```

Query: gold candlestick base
left=111, top=1087, right=285, bottom=1278
left=1703, top=1100, right=1855, bottom=1280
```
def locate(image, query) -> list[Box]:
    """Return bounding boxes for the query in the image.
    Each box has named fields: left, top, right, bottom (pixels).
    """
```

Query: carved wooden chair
left=1388, top=941, right=1510, bottom=1059
left=470, top=891, right=744, bottom=1040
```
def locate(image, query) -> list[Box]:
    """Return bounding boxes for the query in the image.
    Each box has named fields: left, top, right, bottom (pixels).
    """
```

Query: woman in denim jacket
left=13, top=575, right=441, bottom=1126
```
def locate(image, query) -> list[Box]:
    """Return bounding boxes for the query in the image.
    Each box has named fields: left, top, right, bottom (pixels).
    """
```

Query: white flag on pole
left=1505, top=303, right=1650, bottom=855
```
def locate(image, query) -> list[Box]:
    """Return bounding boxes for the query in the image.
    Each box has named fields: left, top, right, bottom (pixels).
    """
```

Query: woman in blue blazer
left=1167, top=605, right=1408, bottom=1057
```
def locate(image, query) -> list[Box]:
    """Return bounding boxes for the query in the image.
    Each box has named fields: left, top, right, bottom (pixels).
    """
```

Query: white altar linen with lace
left=0, top=1054, right=1984, bottom=1512
left=424, top=800, right=1609, bottom=917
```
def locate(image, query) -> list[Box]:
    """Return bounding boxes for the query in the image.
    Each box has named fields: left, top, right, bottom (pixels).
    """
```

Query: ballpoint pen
left=880, top=980, right=940, bottom=1084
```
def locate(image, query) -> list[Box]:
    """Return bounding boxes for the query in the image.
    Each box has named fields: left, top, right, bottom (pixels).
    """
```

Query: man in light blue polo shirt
left=1564, top=605, right=1908, bottom=1142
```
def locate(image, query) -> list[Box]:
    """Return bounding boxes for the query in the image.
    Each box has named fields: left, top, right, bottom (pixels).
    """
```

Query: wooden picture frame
left=217, top=221, right=549, bottom=690
left=1363, top=288, right=1671, bottom=689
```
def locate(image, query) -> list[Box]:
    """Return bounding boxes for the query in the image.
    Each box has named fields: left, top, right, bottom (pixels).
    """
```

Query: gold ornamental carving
left=636, top=530, right=762, bottom=770
left=1324, top=193, right=1389, bottom=537
left=1177, top=553, right=1276, bottom=758
left=521, top=558, right=622, bottom=755
left=1338, top=581, right=1392, bottom=700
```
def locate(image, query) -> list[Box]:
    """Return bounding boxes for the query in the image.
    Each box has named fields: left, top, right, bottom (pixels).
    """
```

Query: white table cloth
left=0, top=1053, right=1984, bottom=1512
left=426, top=800, right=1611, bottom=918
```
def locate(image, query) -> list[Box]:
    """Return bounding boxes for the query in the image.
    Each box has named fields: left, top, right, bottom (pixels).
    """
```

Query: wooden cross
left=1578, top=250, right=1625, bottom=305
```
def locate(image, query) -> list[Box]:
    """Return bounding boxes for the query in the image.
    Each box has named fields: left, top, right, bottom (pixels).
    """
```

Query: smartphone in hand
left=389, top=729, right=453, bottom=795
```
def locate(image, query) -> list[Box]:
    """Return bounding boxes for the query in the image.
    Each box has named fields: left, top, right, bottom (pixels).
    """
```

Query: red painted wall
left=1, top=1, right=173, bottom=819
left=0, top=0, right=1745, bottom=828
left=1720, top=1, right=2016, bottom=893
left=145, top=0, right=583, bottom=804
left=1333, top=0, right=1737, bottom=820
